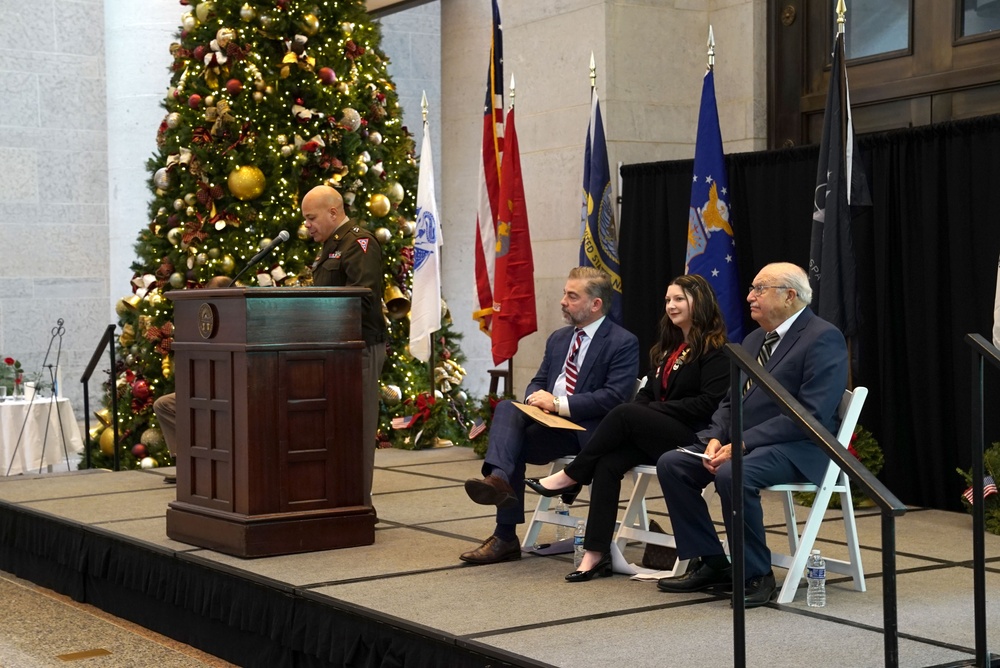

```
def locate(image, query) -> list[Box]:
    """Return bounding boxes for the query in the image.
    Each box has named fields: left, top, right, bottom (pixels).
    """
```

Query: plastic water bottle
left=806, top=549, right=826, bottom=607
left=573, top=520, right=586, bottom=568
left=554, top=499, right=570, bottom=541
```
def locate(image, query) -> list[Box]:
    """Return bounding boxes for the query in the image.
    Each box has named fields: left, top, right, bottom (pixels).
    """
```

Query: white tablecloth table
left=0, top=397, right=83, bottom=476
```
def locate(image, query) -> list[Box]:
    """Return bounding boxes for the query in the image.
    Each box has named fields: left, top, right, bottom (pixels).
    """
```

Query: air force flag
left=410, top=118, right=443, bottom=362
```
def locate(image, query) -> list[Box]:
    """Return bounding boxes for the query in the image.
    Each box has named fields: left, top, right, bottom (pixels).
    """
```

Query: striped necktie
left=744, top=330, right=780, bottom=394
left=564, top=329, right=585, bottom=395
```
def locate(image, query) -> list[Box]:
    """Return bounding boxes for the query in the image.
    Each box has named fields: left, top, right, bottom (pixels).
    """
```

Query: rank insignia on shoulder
left=352, top=226, right=360, bottom=232
left=329, top=251, right=342, bottom=259
left=357, top=238, right=370, bottom=253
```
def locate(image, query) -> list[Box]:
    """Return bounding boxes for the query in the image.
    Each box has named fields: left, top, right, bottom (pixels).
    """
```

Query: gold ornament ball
left=195, top=1, right=215, bottom=22
left=369, top=131, right=382, bottom=146
left=148, top=291, right=164, bottom=307
left=166, top=227, right=183, bottom=246
left=401, top=220, right=416, bottom=237
left=386, top=181, right=404, bottom=204
left=356, top=162, right=368, bottom=176
left=166, top=112, right=182, bottom=129
left=173, top=198, right=185, bottom=211
left=184, top=192, right=198, bottom=205
left=374, top=227, right=392, bottom=244
left=228, top=165, right=266, bottom=200
left=169, top=272, right=186, bottom=288
left=280, top=144, right=295, bottom=158
left=196, top=252, right=208, bottom=266
left=301, top=13, right=320, bottom=35
left=182, top=11, right=197, bottom=31
left=221, top=254, right=236, bottom=272
left=368, top=194, right=391, bottom=218
left=141, top=427, right=166, bottom=450
left=341, top=21, right=354, bottom=36
left=153, top=167, right=173, bottom=190
left=297, top=224, right=310, bottom=240
left=99, top=427, right=115, bottom=456
left=207, top=247, right=220, bottom=259
left=240, top=3, right=255, bottom=22
left=140, top=456, right=159, bottom=469
left=340, top=107, right=361, bottom=131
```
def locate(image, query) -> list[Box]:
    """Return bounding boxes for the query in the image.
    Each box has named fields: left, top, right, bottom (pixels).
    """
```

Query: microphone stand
left=229, top=234, right=288, bottom=287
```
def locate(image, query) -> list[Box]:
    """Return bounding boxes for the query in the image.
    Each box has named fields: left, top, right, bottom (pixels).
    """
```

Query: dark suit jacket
left=525, top=318, right=639, bottom=445
left=698, top=307, right=847, bottom=484
left=633, top=347, right=729, bottom=433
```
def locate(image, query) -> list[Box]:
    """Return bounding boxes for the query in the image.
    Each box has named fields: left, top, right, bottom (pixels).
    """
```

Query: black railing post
left=967, top=335, right=991, bottom=667
left=730, top=359, right=746, bottom=667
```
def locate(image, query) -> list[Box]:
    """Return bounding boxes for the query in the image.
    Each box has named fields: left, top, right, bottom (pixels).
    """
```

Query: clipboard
left=512, top=401, right=586, bottom=431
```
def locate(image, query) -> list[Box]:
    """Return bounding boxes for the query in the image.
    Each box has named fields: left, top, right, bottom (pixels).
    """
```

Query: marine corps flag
left=491, top=104, right=537, bottom=365
left=579, top=90, right=623, bottom=324
left=472, top=0, right=504, bottom=334
left=685, top=68, right=743, bottom=342
left=808, top=31, right=870, bottom=337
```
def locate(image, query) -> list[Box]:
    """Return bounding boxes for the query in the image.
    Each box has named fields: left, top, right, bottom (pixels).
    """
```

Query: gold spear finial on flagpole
left=589, top=51, right=596, bottom=90
left=708, top=25, right=715, bottom=70
left=837, top=0, right=846, bottom=35
left=421, top=90, right=428, bottom=123
left=509, top=73, right=516, bottom=109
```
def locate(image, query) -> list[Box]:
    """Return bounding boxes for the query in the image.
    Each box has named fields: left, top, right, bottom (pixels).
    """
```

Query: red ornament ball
left=131, top=443, right=147, bottom=458
left=318, top=67, right=336, bottom=85
left=193, top=45, right=207, bottom=62
left=226, top=78, right=243, bottom=95
left=131, top=379, right=151, bottom=400
left=188, top=94, right=202, bottom=109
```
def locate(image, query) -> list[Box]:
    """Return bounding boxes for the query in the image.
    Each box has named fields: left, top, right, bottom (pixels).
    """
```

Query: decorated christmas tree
left=90, top=0, right=476, bottom=469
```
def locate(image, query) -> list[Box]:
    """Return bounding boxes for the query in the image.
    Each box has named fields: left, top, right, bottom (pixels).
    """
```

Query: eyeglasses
left=748, top=284, right=791, bottom=297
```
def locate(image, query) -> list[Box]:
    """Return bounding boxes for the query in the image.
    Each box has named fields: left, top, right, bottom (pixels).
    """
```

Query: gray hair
left=765, top=262, right=812, bottom=305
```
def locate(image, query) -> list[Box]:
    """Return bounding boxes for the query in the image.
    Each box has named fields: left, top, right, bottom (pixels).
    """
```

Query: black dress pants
left=563, top=402, right=697, bottom=553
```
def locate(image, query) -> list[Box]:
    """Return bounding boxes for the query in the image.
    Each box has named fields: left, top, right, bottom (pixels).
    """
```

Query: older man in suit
left=460, top=267, right=640, bottom=565
left=656, top=262, right=847, bottom=607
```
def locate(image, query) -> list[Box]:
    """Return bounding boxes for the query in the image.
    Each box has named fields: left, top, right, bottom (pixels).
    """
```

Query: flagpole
left=421, top=90, right=436, bottom=397
left=837, top=0, right=846, bottom=35
left=837, top=0, right=853, bottom=390
left=509, top=73, right=515, bottom=109
left=589, top=51, right=596, bottom=92
left=707, top=24, right=715, bottom=70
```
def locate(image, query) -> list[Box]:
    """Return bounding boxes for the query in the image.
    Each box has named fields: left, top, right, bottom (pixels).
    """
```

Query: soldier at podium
left=301, top=185, right=387, bottom=508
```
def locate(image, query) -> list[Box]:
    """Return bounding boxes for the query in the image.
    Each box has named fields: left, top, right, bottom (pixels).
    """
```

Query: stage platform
left=0, top=446, right=997, bottom=668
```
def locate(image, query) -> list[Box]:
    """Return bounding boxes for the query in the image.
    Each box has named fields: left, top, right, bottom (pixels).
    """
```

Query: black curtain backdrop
left=619, top=114, right=1000, bottom=511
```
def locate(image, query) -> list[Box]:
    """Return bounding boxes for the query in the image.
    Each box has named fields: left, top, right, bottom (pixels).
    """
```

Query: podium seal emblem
left=198, top=303, right=217, bottom=339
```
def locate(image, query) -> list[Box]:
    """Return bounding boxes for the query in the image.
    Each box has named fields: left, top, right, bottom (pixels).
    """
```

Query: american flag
left=962, top=475, right=998, bottom=504
left=468, top=418, right=487, bottom=440
left=472, top=0, right=504, bottom=334
left=391, top=415, right=417, bottom=430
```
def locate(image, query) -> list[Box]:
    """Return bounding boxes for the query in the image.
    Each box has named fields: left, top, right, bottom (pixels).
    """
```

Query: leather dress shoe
left=565, top=552, right=612, bottom=582
left=739, top=570, right=776, bottom=608
left=524, top=478, right=582, bottom=504
left=465, top=475, right=518, bottom=509
left=657, top=559, right=732, bottom=593
left=459, top=535, right=522, bottom=565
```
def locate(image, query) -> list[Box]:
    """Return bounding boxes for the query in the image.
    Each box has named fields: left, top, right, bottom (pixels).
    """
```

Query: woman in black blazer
left=526, top=273, right=729, bottom=581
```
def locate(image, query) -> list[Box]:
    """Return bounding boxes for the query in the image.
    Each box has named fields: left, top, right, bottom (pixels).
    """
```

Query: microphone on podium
left=229, top=231, right=290, bottom=287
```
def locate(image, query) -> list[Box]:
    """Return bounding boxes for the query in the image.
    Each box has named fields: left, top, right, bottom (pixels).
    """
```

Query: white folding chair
left=521, top=457, right=587, bottom=549
left=613, top=465, right=716, bottom=577
left=522, top=379, right=646, bottom=550
left=766, top=386, right=869, bottom=604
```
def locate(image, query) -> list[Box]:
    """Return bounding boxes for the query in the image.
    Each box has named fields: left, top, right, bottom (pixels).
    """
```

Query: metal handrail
left=964, top=333, right=997, bottom=668
left=80, top=325, right=119, bottom=471
left=724, top=343, right=906, bottom=668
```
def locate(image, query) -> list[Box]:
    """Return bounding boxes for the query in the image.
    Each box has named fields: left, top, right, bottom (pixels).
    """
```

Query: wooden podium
left=165, top=287, right=375, bottom=557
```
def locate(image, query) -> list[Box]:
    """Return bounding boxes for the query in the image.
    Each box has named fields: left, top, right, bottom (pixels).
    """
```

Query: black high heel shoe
left=565, top=552, right=612, bottom=582
left=524, top=478, right=582, bottom=504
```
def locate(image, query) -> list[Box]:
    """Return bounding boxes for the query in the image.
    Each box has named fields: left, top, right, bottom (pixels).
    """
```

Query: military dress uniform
left=312, top=221, right=386, bottom=507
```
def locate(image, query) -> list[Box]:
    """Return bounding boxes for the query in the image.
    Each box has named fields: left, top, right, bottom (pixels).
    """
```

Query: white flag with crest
left=409, top=118, right=443, bottom=362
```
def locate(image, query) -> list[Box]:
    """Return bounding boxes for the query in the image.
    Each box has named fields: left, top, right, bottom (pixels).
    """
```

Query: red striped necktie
left=564, top=329, right=585, bottom=395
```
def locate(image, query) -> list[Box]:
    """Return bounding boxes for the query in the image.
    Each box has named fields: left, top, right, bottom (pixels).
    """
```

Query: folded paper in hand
left=512, top=402, right=585, bottom=430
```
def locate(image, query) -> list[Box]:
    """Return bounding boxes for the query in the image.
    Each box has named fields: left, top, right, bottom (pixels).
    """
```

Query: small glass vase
left=12, top=371, right=24, bottom=399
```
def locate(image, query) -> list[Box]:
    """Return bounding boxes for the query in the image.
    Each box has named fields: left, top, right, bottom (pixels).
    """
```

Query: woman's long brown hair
left=649, top=274, right=728, bottom=368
